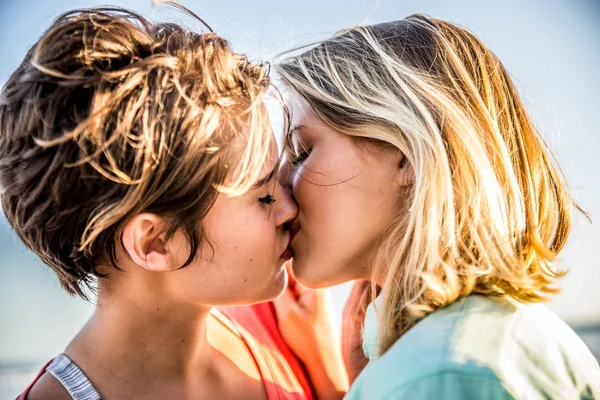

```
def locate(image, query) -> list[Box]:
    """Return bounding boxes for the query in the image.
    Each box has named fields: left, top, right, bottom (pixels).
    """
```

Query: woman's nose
left=278, top=156, right=295, bottom=191
left=276, top=182, right=298, bottom=227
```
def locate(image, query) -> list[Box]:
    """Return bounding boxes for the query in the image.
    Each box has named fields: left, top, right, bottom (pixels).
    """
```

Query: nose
left=278, top=155, right=295, bottom=191
left=275, top=180, right=298, bottom=227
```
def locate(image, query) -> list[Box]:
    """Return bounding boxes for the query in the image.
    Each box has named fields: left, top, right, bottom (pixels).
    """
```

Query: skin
left=280, top=93, right=409, bottom=289
left=273, top=266, right=350, bottom=398
left=276, top=93, right=413, bottom=388
left=28, top=138, right=299, bottom=400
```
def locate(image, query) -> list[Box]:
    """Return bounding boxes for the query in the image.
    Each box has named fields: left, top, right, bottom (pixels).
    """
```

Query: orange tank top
left=216, top=303, right=315, bottom=400
left=18, top=302, right=315, bottom=400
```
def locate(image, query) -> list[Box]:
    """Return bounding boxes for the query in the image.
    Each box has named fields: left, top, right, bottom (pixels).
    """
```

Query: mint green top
left=346, top=295, right=600, bottom=400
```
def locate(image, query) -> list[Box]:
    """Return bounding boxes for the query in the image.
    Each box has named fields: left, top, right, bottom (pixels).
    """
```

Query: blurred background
left=0, top=0, right=598, bottom=398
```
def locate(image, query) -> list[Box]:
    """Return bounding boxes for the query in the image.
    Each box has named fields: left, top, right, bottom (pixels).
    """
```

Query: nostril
left=284, top=219, right=300, bottom=232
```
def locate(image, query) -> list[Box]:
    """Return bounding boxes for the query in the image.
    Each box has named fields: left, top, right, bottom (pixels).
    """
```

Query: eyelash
left=291, top=150, right=311, bottom=166
left=257, top=194, right=277, bottom=205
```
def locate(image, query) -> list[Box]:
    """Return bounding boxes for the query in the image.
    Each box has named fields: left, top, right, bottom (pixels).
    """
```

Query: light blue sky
left=1, top=0, right=599, bottom=366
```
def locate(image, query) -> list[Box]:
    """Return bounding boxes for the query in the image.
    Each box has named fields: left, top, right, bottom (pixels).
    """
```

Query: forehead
left=219, top=104, right=278, bottom=191
left=254, top=130, right=279, bottom=176
left=263, top=138, right=279, bottom=168
left=285, top=91, right=344, bottom=148
left=285, top=92, right=321, bottom=143
left=286, top=92, right=315, bottom=125
left=249, top=143, right=279, bottom=192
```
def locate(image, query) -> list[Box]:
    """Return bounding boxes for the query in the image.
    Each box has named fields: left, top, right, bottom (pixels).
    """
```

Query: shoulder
left=349, top=296, right=518, bottom=399
left=24, top=372, right=71, bottom=400
left=348, top=360, right=511, bottom=399
left=351, top=295, right=600, bottom=399
left=350, top=301, right=508, bottom=399
left=360, top=296, right=488, bottom=383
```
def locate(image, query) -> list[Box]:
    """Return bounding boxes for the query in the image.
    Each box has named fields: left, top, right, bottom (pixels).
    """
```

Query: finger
left=344, top=280, right=370, bottom=315
left=357, top=283, right=372, bottom=317
left=349, top=280, right=370, bottom=302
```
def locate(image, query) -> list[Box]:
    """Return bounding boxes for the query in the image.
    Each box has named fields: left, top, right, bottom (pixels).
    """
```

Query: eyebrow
left=253, top=164, right=278, bottom=189
left=286, top=124, right=307, bottom=149
left=289, top=124, right=307, bottom=136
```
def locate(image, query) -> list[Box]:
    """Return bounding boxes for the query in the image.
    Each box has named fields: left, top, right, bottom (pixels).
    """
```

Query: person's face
left=167, top=138, right=298, bottom=306
left=280, top=94, right=404, bottom=288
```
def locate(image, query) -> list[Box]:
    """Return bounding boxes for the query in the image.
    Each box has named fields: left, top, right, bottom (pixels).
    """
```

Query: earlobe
left=122, top=213, right=170, bottom=272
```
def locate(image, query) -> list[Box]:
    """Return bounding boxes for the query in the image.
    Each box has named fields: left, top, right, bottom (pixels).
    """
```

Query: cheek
left=229, top=217, right=277, bottom=262
left=293, top=174, right=320, bottom=212
left=291, top=168, right=396, bottom=285
left=292, top=156, right=337, bottom=210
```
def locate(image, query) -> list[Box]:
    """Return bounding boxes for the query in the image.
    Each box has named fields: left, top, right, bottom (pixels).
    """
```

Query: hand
left=273, top=262, right=348, bottom=399
left=342, top=280, right=372, bottom=384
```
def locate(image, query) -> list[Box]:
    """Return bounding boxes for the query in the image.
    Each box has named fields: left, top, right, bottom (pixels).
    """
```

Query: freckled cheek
left=254, top=221, right=278, bottom=251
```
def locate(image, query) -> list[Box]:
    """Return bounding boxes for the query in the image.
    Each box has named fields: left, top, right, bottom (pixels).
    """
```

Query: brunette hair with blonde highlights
left=0, top=6, right=272, bottom=298
left=277, top=14, right=584, bottom=355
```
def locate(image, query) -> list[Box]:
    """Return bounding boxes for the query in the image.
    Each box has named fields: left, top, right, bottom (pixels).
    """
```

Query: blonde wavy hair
left=0, top=6, right=272, bottom=297
left=277, top=14, right=584, bottom=355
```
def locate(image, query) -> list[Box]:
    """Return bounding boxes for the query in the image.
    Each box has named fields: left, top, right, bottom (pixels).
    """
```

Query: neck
left=66, top=283, right=213, bottom=386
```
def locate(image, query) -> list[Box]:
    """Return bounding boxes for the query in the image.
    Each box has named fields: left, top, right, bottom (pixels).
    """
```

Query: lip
left=281, top=246, right=293, bottom=260
left=280, top=220, right=300, bottom=259
left=286, top=220, right=301, bottom=244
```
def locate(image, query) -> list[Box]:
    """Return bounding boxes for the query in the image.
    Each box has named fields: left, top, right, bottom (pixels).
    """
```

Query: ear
left=121, top=213, right=172, bottom=272
left=397, top=153, right=414, bottom=187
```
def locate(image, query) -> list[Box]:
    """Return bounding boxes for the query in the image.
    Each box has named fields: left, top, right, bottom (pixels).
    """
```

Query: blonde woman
left=275, top=15, right=600, bottom=399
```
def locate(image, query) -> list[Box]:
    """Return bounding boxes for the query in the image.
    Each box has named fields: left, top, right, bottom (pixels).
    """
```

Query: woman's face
left=280, top=94, right=405, bottom=288
left=166, top=137, right=298, bottom=306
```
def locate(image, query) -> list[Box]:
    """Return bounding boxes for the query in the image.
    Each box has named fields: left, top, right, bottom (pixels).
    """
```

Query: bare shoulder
left=25, top=372, right=71, bottom=400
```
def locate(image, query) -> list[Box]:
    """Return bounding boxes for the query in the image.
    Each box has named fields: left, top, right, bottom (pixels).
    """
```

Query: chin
left=261, top=265, right=289, bottom=301
left=291, top=257, right=342, bottom=289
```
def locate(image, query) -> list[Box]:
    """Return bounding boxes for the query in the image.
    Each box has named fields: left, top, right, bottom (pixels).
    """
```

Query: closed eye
left=290, top=150, right=311, bottom=166
left=257, top=194, right=276, bottom=205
